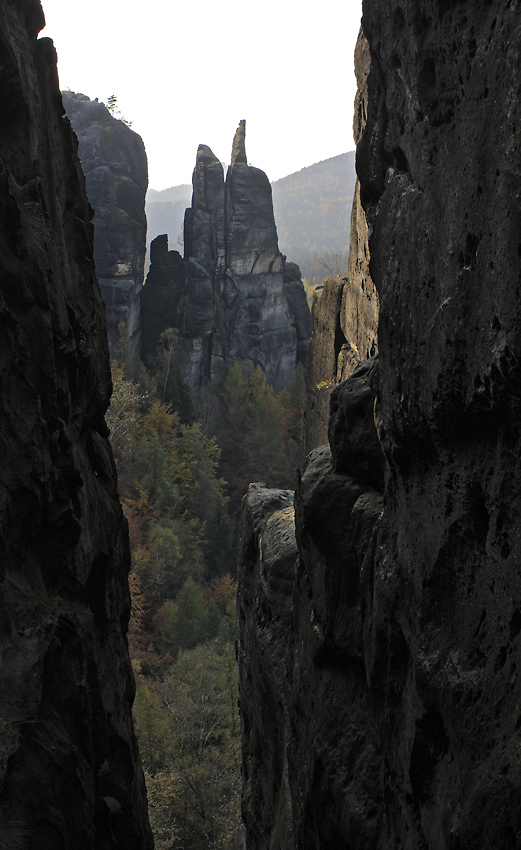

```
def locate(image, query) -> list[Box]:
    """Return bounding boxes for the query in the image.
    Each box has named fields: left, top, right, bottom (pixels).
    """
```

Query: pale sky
left=40, top=0, right=362, bottom=191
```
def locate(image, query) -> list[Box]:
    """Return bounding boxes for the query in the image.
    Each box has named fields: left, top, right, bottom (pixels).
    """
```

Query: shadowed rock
left=237, top=2, right=521, bottom=847
left=0, top=4, right=152, bottom=847
left=237, top=360, right=384, bottom=849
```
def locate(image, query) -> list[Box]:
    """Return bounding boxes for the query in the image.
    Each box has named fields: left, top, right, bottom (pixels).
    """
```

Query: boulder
left=237, top=360, right=384, bottom=849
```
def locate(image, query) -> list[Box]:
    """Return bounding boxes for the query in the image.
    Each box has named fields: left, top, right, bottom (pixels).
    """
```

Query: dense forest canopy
left=108, top=325, right=304, bottom=848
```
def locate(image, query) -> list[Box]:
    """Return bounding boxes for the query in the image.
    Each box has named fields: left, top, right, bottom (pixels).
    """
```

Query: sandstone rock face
left=141, top=122, right=311, bottom=393
left=238, top=2, right=521, bottom=848
left=237, top=360, right=384, bottom=849
left=237, top=484, right=298, bottom=850
left=62, top=92, right=148, bottom=359
left=0, top=5, right=152, bottom=848
left=140, top=233, right=187, bottom=365
left=303, top=32, right=378, bottom=455
left=359, top=1, right=521, bottom=846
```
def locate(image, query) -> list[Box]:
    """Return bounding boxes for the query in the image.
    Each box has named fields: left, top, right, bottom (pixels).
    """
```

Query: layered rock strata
left=62, top=92, right=148, bottom=359
left=0, top=4, right=152, bottom=848
left=141, top=122, right=311, bottom=392
left=303, top=31, right=379, bottom=454
left=237, top=1, right=521, bottom=848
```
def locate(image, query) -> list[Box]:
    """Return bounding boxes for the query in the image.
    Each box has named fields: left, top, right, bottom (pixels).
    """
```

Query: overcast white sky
left=40, top=0, right=362, bottom=191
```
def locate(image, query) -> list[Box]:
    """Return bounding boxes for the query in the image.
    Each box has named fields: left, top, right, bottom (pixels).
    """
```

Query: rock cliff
left=237, top=2, right=521, bottom=848
left=141, top=122, right=311, bottom=393
left=303, top=32, right=379, bottom=454
left=62, top=92, right=148, bottom=359
left=0, top=4, right=152, bottom=848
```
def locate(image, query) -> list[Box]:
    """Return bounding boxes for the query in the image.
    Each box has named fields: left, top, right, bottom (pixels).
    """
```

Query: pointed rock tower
left=141, top=122, right=311, bottom=393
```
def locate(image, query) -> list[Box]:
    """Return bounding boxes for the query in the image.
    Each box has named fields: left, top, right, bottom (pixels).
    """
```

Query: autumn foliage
left=107, top=322, right=304, bottom=849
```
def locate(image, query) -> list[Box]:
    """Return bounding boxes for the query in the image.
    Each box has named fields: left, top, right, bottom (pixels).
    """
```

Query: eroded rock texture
left=0, top=4, right=152, bottom=848
left=62, top=91, right=148, bottom=359
left=237, top=359, right=384, bottom=849
left=141, top=122, right=311, bottom=393
left=303, top=32, right=379, bottom=454
left=238, top=2, right=521, bottom=848
left=360, top=0, right=521, bottom=846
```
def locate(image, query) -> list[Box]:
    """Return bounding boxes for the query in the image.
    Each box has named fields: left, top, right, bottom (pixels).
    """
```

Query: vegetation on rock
left=108, top=322, right=304, bottom=848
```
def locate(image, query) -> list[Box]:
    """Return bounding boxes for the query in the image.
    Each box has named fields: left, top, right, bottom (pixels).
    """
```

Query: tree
left=314, top=244, right=349, bottom=276
left=133, top=642, right=240, bottom=850
left=105, top=93, right=132, bottom=126
left=141, top=435, right=179, bottom=512
left=153, top=328, right=194, bottom=423
left=105, top=363, right=144, bottom=450
left=173, top=578, right=206, bottom=653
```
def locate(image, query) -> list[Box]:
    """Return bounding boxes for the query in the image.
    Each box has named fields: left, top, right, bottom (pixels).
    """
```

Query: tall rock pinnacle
left=0, top=2, right=152, bottom=846
left=231, top=119, right=248, bottom=166
left=141, top=123, right=311, bottom=393
left=237, top=2, right=521, bottom=849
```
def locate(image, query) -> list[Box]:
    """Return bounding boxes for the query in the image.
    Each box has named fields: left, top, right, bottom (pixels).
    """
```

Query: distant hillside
left=146, top=184, right=191, bottom=259
left=145, top=152, right=357, bottom=286
left=271, top=151, right=356, bottom=289
left=147, top=184, right=192, bottom=204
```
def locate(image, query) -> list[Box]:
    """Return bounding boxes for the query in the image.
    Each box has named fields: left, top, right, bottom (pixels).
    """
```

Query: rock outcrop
left=237, top=359, right=384, bottom=849
left=62, top=92, right=148, bottom=359
left=359, top=1, right=521, bottom=845
left=0, top=4, right=152, bottom=848
left=141, top=122, right=311, bottom=393
left=303, top=32, right=379, bottom=454
left=237, top=2, right=521, bottom=849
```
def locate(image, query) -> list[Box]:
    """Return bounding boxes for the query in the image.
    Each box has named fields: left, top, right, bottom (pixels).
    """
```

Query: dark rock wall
left=237, top=2, right=521, bottom=849
left=141, top=122, right=311, bottom=393
left=303, top=32, right=379, bottom=454
left=0, top=4, right=152, bottom=848
left=62, top=92, right=148, bottom=359
left=237, top=359, right=384, bottom=850
left=360, top=1, right=521, bottom=846
left=237, top=485, right=298, bottom=850
left=140, top=233, right=187, bottom=365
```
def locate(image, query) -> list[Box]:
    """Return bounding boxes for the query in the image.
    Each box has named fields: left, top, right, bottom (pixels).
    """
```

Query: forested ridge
left=272, top=151, right=356, bottom=294
left=108, top=326, right=304, bottom=848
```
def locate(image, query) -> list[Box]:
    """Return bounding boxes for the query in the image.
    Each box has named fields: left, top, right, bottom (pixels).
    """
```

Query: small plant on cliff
left=106, top=94, right=132, bottom=126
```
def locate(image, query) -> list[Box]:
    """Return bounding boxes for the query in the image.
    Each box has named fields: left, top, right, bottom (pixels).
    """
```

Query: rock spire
left=141, top=121, right=311, bottom=393
left=231, top=118, right=248, bottom=166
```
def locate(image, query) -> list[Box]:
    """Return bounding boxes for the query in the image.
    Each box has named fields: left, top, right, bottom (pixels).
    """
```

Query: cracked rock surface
left=0, top=3, right=152, bottom=847
left=236, top=2, right=521, bottom=848
left=63, top=91, right=148, bottom=359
